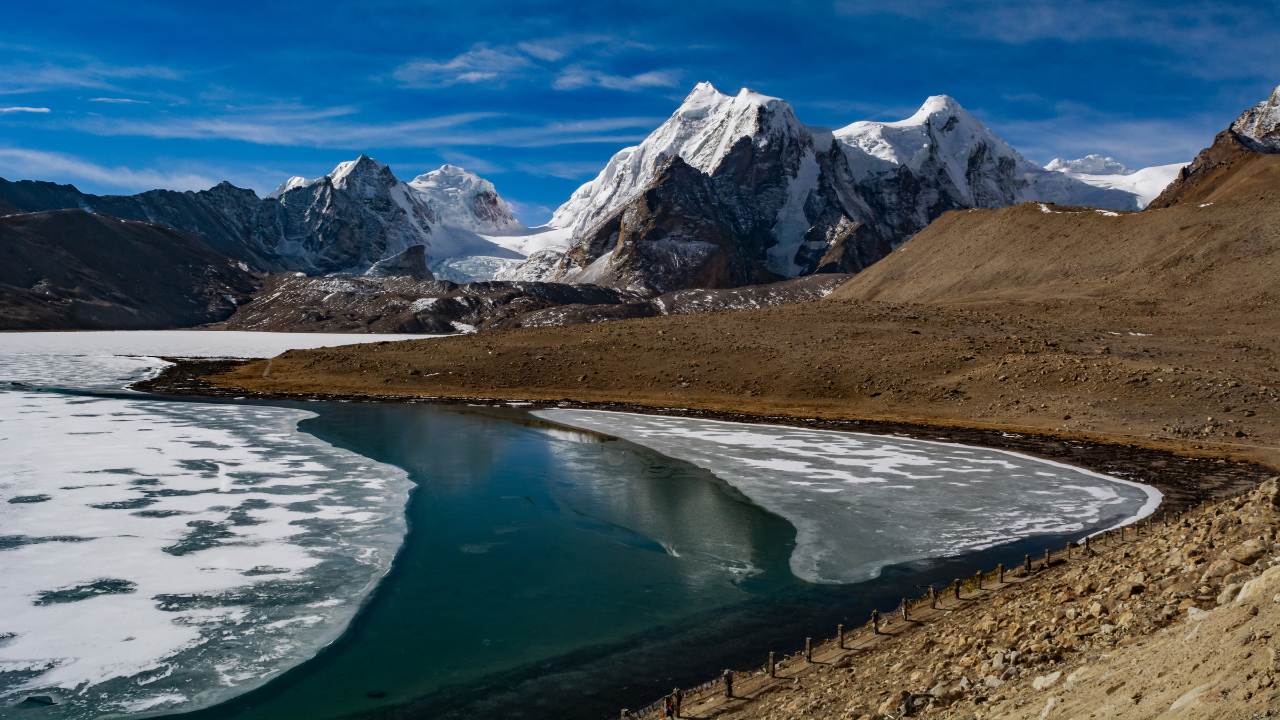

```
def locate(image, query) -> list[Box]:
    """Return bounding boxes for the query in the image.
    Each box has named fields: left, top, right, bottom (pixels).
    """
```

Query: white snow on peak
left=834, top=95, right=1023, bottom=196
left=1231, top=83, right=1280, bottom=150
left=1047, top=159, right=1188, bottom=209
left=408, top=164, right=523, bottom=235
left=1045, top=154, right=1134, bottom=176
left=547, top=81, right=812, bottom=238
left=833, top=95, right=1144, bottom=210
left=265, top=176, right=311, bottom=200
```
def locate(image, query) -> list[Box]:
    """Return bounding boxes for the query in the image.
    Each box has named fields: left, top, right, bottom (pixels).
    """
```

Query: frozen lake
left=0, top=331, right=1160, bottom=720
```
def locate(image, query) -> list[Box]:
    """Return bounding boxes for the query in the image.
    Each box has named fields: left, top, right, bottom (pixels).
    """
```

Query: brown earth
left=206, top=159, right=1280, bottom=468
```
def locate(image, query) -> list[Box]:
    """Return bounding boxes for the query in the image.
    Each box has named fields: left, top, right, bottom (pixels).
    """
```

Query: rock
left=992, top=653, right=1005, bottom=669
left=1218, top=582, right=1244, bottom=605
left=1236, top=566, right=1280, bottom=604
left=1187, top=607, right=1213, bottom=621
left=1032, top=671, right=1062, bottom=690
left=1001, top=667, right=1018, bottom=681
left=1169, top=682, right=1215, bottom=711
left=1099, top=624, right=1117, bottom=634
left=984, top=675, right=1003, bottom=688
left=1116, top=582, right=1145, bottom=599
left=1200, top=558, right=1235, bottom=583
left=1089, top=601, right=1108, bottom=618
left=1177, top=598, right=1199, bottom=611
left=1230, top=539, right=1268, bottom=566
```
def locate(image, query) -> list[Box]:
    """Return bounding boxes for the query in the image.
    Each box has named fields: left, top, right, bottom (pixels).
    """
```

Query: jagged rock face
left=548, top=156, right=779, bottom=295
left=514, top=83, right=1139, bottom=293
left=364, top=245, right=435, bottom=281
left=255, top=155, right=437, bottom=274
left=408, top=165, right=522, bottom=234
left=1230, top=84, right=1280, bottom=152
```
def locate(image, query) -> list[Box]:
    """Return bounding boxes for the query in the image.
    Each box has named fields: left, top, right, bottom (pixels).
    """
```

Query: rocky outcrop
left=0, top=210, right=258, bottom=330
left=1231, top=84, right=1280, bottom=152
left=1149, top=84, right=1280, bottom=209
left=363, top=245, right=434, bottom=281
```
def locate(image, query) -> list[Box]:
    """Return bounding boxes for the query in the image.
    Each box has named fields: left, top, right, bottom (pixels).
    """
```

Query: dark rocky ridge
left=213, top=272, right=851, bottom=334
left=0, top=210, right=259, bottom=330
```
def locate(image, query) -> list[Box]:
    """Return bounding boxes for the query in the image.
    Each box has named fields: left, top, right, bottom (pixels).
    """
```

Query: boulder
left=1031, top=672, right=1061, bottom=690
left=1230, top=539, right=1268, bottom=566
left=1218, top=582, right=1244, bottom=605
left=1200, top=558, right=1235, bottom=583
left=1236, top=565, right=1280, bottom=604
left=1187, top=607, right=1213, bottom=621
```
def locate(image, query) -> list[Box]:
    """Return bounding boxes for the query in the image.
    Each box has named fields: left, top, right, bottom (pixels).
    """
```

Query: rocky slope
left=511, top=83, right=1138, bottom=293
left=673, top=482, right=1280, bottom=720
left=0, top=210, right=258, bottom=330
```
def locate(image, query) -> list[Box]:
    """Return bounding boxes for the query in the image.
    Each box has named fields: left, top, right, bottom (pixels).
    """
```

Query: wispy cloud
left=0, top=106, right=50, bottom=113
left=393, top=45, right=535, bottom=89
left=0, top=147, right=218, bottom=192
left=0, top=61, right=180, bottom=94
left=393, top=36, right=679, bottom=92
left=552, top=66, right=681, bottom=92
left=514, top=160, right=608, bottom=179
left=71, top=109, right=662, bottom=149
left=434, top=150, right=505, bottom=176
left=89, top=97, right=149, bottom=104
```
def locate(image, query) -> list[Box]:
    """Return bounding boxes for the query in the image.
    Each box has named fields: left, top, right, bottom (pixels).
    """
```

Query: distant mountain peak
left=1045, top=155, right=1135, bottom=176
left=408, top=164, right=521, bottom=234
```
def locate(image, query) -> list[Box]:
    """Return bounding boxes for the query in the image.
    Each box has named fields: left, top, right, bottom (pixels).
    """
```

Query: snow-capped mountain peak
left=547, top=81, right=814, bottom=238
left=408, top=164, right=521, bottom=234
left=265, top=175, right=310, bottom=199
left=1231, top=83, right=1280, bottom=151
left=1045, top=155, right=1134, bottom=176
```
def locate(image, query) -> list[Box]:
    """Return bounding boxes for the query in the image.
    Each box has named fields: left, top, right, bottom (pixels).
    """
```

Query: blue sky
left=1, top=0, right=1276, bottom=225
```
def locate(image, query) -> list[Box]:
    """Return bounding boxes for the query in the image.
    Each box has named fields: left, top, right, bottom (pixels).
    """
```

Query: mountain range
left=8, top=82, right=1264, bottom=331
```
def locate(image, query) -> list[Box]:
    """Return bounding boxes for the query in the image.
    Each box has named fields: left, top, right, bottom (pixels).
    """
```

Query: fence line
left=620, top=492, right=1243, bottom=719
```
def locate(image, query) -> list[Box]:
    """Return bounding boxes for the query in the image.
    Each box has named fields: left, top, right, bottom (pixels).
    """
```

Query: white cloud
left=553, top=66, right=681, bottom=92
left=392, top=45, right=534, bottom=89
left=0, top=107, right=50, bottom=113
left=0, top=147, right=218, bottom=192
left=89, top=97, right=149, bottom=104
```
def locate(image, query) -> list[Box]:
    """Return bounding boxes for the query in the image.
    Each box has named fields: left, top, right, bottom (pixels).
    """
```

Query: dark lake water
left=164, top=401, right=1093, bottom=720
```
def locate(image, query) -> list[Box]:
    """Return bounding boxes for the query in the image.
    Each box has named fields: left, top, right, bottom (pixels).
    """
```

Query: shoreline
left=135, top=356, right=1275, bottom=512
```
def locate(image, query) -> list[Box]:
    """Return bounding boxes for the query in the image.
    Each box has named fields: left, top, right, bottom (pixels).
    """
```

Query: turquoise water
left=166, top=401, right=1090, bottom=720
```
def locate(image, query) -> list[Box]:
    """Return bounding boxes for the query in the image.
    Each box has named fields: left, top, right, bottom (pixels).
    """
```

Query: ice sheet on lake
left=0, top=332, right=419, bottom=718
left=533, top=410, right=1161, bottom=585
left=0, top=330, right=425, bottom=393
left=0, top=390, right=411, bottom=718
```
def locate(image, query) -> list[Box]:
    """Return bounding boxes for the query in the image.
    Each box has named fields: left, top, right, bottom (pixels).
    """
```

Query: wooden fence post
left=930, top=586, right=937, bottom=609
left=805, top=638, right=812, bottom=662
left=999, top=563, right=1005, bottom=583
left=1044, top=548, right=1050, bottom=568
left=724, top=670, right=733, bottom=698
left=838, top=624, right=845, bottom=649
left=1024, top=554, right=1031, bottom=573
left=769, top=651, right=776, bottom=678
left=872, top=609, right=881, bottom=634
